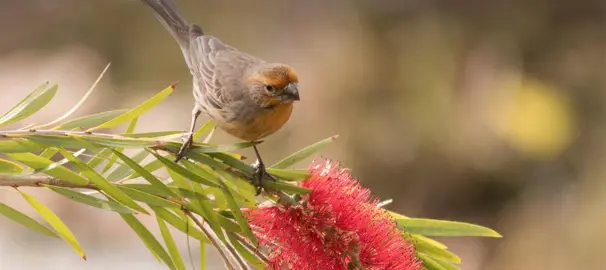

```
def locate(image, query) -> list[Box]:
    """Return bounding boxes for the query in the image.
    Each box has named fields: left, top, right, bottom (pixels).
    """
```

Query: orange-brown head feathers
left=248, top=63, right=300, bottom=108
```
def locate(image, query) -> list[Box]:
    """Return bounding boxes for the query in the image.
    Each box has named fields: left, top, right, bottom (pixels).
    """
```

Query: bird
left=140, top=0, right=300, bottom=193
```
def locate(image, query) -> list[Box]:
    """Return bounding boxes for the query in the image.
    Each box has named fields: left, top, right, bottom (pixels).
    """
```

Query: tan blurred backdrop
left=0, top=0, right=605, bottom=269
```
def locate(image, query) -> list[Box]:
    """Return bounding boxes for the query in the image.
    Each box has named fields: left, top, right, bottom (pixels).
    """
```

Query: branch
left=183, top=209, right=242, bottom=270
left=229, top=232, right=270, bottom=265
left=0, top=174, right=96, bottom=189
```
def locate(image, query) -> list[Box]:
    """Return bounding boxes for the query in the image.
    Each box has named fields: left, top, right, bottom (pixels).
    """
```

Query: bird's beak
left=281, top=83, right=300, bottom=101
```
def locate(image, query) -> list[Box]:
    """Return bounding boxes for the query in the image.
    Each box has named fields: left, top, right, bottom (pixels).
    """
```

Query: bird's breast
left=216, top=103, right=293, bottom=141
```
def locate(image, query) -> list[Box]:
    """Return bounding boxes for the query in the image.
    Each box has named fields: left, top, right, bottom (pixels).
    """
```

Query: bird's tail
left=140, top=0, right=202, bottom=67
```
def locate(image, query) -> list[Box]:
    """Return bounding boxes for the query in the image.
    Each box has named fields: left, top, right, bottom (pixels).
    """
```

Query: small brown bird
left=140, top=0, right=300, bottom=191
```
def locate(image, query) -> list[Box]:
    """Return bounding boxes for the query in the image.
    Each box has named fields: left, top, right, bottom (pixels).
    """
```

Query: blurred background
left=0, top=0, right=605, bottom=269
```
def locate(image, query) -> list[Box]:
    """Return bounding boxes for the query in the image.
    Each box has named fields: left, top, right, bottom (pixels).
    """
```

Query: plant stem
left=0, top=174, right=96, bottom=189
left=183, top=209, right=241, bottom=270
left=230, top=232, right=270, bottom=265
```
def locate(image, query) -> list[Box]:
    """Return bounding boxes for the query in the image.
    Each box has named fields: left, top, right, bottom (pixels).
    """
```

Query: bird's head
left=248, top=64, right=300, bottom=108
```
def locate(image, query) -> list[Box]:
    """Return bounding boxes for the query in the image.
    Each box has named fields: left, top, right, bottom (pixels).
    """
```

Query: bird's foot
left=252, top=159, right=277, bottom=195
left=174, top=133, right=194, bottom=162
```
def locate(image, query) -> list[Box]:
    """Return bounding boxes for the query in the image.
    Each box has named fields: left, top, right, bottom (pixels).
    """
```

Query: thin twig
left=229, top=233, right=270, bottom=265
left=0, top=174, right=96, bottom=189
left=183, top=209, right=240, bottom=270
left=222, top=232, right=251, bottom=270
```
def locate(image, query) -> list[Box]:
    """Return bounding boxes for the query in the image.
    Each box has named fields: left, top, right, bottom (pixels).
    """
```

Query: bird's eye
left=265, top=85, right=276, bottom=92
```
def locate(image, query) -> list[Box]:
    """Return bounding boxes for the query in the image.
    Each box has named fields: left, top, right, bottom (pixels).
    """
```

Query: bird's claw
left=252, top=159, right=277, bottom=195
left=174, top=133, right=194, bottom=162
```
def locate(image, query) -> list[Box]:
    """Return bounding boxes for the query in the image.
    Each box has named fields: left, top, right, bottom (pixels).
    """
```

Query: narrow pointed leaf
left=87, top=148, right=113, bottom=170
left=57, top=148, right=148, bottom=214
left=46, top=185, right=134, bottom=214
left=200, top=241, right=206, bottom=270
left=264, top=181, right=312, bottom=194
left=54, top=109, right=129, bottom=130
left=156, top=215, right=186, bottom=270
left=271, top=135, right=338, bottom=169
left=396, top=218, right=502, bottom=237
left=33, top=148, right=86, bottom=175
left=120, top=213, right=176, bottom=270
left=0, top=159, right=24, bottom=173
left=208, top=152, right=254, bottom=175
left=18, top=190, right=86, bottom=259
left=106, top=149, right=149, bottom=181
left=0, top=82, right=48, bottom=122
left=118, top=186, right=179, bottom=209
left=0, top=202, right=58, bottom=238
left=151, top=152, right=220, bottom=187
left=220, top=186, right=257, bottom=246
left=6, top=153, right=89, bottom=185
left=414, top=238, right=461, bottom=264
left=152, top=206, right=208, bottom=241
left=0, top=140, right=45, bottom=153
left=418, top=253, right=450, bottom=270
left=410, top=234, right=448, bottom=250
left=0, top=83, right=57, bottom=127
left=191, top=120, right=213, bottom=141
left=89, top=85, right=175, bottom=131
left=266, top=169, right=309, bottom=182
left=111, top=149, right=176, bottom=197
left=38, top=63, right=110, bottom=129
left=122, top=131, right=183, bottom=138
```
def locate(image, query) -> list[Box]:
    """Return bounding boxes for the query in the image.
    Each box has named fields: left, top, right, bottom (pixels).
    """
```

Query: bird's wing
left=189, top=34, right=236, bottom=111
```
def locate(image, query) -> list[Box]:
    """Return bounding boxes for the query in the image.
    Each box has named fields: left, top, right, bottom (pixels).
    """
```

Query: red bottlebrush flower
left=246, top=159, right=422, bottom=270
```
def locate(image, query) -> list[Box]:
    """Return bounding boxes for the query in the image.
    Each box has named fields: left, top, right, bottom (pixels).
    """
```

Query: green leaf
left=156, top=215, right=186, bottom=270
left=125, top=155, right=166, bottom=180
left=22, top=135, right=96, bottom=149
left=150, top=151, right=220, bottom=188
left=86, top=148, right=112, bottom=171
left=264, top=181, right=312, bottom=194
left=46, top=185, right=134, bottom=214
left=5, top=153, right=89, bottom=185
left=187, top=141, right=259, bottom=154
left=39, top=147, right=59, bottom=159
left=57, top=148, right=148, bottom=214
left=18, top=190, right=86, bottom=260
left=419, top=253, right=449, bottom=270
left=414, top=236, right=461, bottom=264
left=0, top=140, right=45, bottom=153
left=266, top=168, right=308, bottom=182
left=33, top=148, right=86, bottom=175
left=0, top=202, right=58, bottom=238
left=118, top=186, right=180, bottom=209
left=106, top=150, right=150, bottom=181
left=110, top=149, right=176, bottom=197
left=271, top=135, right=338, bottom=169
left=200, top=241, right=206, bottom=270
left=152, top=206, right=208, bottom=242
left=396, top=218, right=502, bottom=237
left=411, top=234, right=447, bottom=250
left=122, top=131, right=183, bottom=138
left=193, top=120, right=215, bottom=141
left=208, top=152, right=253, bottom=175
left=38, top=63, right=110, bottom=129
left=0, top=83, right=58, bottom=127
left=219, top=185, right=257, bottom=246
left=99, top=117, right=138, bottom=175
left=120, top=213, right=176, bottom=270
left=54, top=109, right=129, bottom=130
left=418, top=252, right=459, bottom=270
left=0, top=158, right=24, bottom=173
left=89, top=85, right=175, bottom=131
